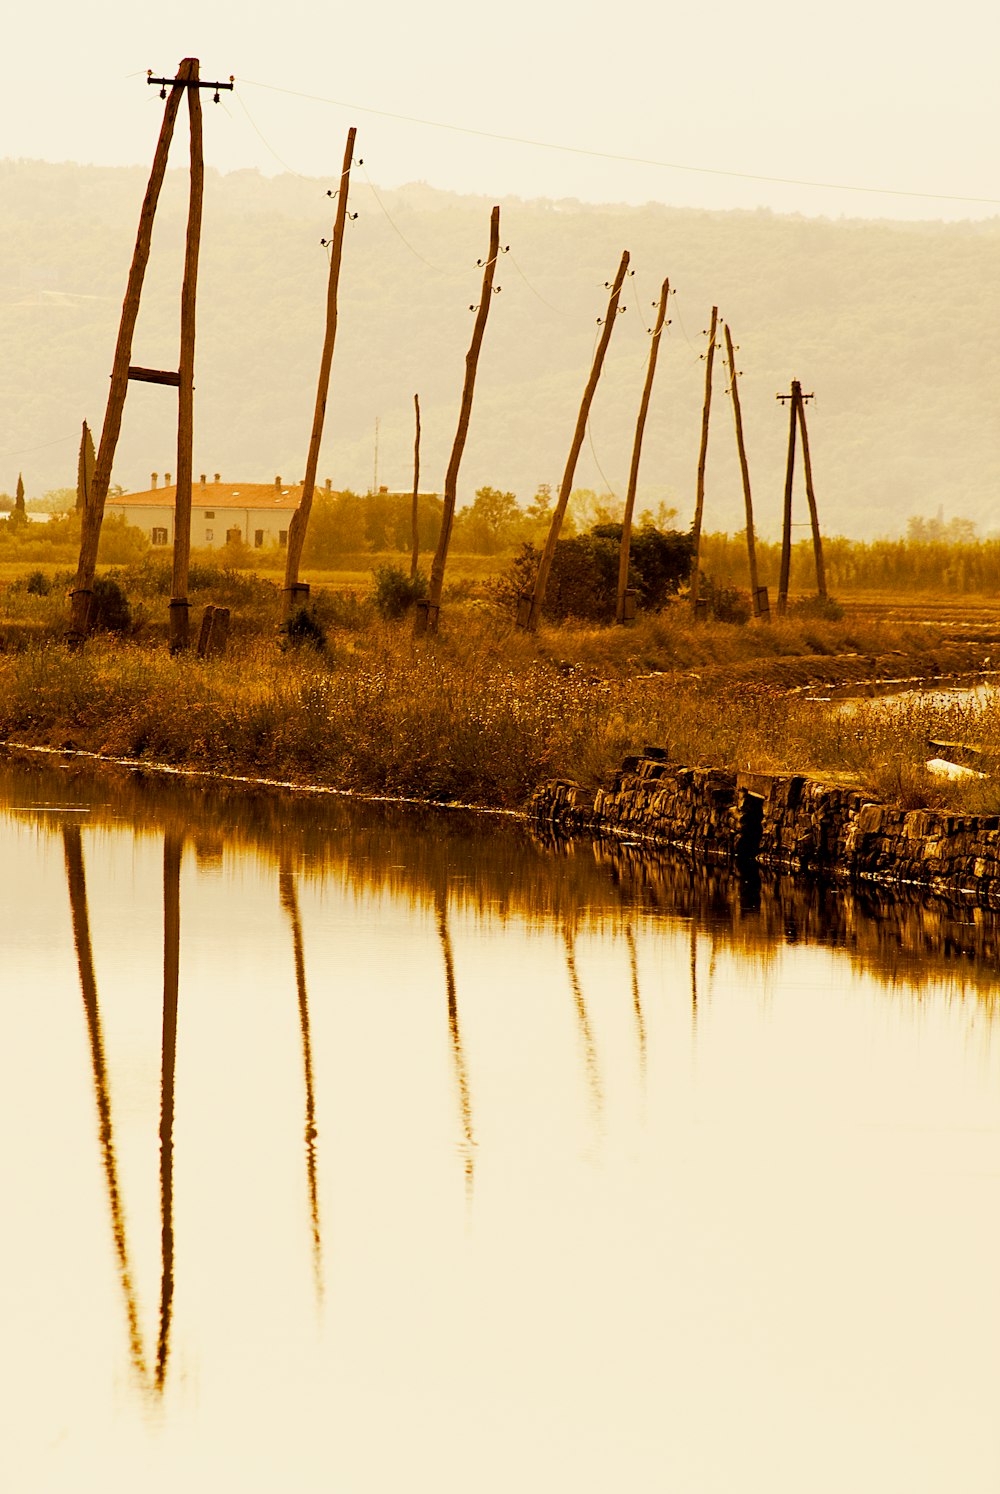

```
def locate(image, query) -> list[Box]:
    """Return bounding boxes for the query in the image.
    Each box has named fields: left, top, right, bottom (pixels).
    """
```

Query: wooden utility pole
left=616, top=277, right=669, bottom=624
left=422, top=205, right=501, bottom=633
left=689, top=306, right=718, bottom=614
left=284, top=126, right=357, bottom=620
left=410, top=393, right=421, bottom=580
left=68, top=59, right=232, bottom=644
left=777, top=379, right=800, bottom=615
left=797, top=395, right=827, bottom=600
left=723, top=324, right=762, bottom=616
left=169, top=68, right=204, bottom=651
left=524, top=249, right=630, bottom=632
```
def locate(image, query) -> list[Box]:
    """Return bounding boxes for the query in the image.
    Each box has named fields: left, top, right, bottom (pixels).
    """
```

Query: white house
left=105, top=473, right=320, bottom=551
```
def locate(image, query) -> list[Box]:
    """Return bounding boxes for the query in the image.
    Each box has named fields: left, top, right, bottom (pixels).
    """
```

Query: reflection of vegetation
left=15, top=755, right=1000, bottom=1001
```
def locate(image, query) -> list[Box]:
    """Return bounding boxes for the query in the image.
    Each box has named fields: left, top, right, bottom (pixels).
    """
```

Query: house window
left=204, top=510, right=215, bottom=519
left=279, top=530, right=288, bottom=547
left=226, top=527, right=242, bottom=544
left=152, top=527, right=168, bottom=545
left=205, top=529, right=214, bottom=542
left=254, top=529, right=264, bottom=548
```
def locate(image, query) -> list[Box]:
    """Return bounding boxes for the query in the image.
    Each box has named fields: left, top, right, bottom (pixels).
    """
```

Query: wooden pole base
left=168, top=598, right=191, bottom=653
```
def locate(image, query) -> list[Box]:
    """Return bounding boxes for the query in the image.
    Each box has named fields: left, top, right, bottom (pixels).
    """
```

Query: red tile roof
left=111, top=482, right=304, bottom=511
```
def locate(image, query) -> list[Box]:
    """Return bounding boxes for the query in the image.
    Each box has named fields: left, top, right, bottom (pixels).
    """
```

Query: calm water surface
left=1, top=758, right=998, bottom=1493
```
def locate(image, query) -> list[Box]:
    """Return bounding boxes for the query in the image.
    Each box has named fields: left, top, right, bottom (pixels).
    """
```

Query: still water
left=1, top=756, right=998, bottom=1493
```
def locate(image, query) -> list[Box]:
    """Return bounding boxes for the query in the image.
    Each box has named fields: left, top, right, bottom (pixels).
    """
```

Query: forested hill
left=4, top=158, right=999, bottom=539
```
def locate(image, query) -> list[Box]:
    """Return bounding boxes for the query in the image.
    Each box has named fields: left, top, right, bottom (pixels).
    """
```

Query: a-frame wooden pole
left=525, top=249, right=630, bottom=632
left=410, top=393, right=421, bottom=580
left=284, top=127, right=357, bottom=620
left=723, top=324, right=762, bottom=616
left=689, top=306, right=718, bottom=614
left=616, top=277, right=669, bottom=624
left=169, top=66, right=205, bottom=651
left=69, top=61, right=193, bottom=641
left=423, top=205, right=501, bottom=633
left=777, top=379, right=799, bottom=616
left=796, top=395, right=827, bottom=600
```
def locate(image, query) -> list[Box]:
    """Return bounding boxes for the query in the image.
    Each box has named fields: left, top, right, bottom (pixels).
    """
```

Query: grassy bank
left=2, top=594, right=1000, bottom=814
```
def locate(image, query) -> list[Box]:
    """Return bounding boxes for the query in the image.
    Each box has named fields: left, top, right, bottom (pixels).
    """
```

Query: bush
left=90, top=576, right=131, bottom=634
left=281, top=605, right=327, bottom=652
left=495, top=524, right=694, bottom=623
left=25, top=571, right=52, bottom=596
left=372, top=564, right=427, bottom=619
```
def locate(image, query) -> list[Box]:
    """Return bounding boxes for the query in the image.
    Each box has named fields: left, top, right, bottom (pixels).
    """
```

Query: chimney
left=379, top=485, right=388, bottom=495
left=275, top=475, right=282, bottom=490
left=165, top=472, right=172, bottom=486
left=200, top=473, right=207, bottom=487
left=325, top=478, right=332, bottom=492
left=214, top=472, right=221, bottom=483
left=151, top=472, right=158, bottom=490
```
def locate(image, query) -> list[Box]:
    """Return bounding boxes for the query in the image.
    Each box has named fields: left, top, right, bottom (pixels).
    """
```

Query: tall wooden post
left=170, top=67, right=204, bottom=651
left=424, top=205, right=501, bottom=632
left=284, top=127, right=357, bottom=620
left=69, top=61, right=192, bottom=640
left=723, top=324, right=762, bottom=616
left=616, top=277, right=669, bottom=624
left=796, top=395, right=827, bottom=600
left=689, top=306, right=718, bottom=614
left=525, top=249, right=630, bottom=632
left=777, top=379, right=799, bottom=616
left=410, top=393, right=421, bottom=580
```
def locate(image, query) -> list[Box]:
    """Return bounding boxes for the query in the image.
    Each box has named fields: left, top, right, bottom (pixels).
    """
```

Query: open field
left=3, top=547, right=1000, bottom=814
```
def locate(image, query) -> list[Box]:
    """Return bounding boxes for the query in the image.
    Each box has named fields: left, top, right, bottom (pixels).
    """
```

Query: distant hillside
left=3, top=159, right=999, bottom=538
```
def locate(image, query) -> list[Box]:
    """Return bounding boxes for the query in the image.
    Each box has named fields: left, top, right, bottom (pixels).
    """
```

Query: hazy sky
left=6, top=0, right=999, bottom=221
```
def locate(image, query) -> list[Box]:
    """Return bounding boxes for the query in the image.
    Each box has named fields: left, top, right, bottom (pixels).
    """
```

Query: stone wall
left=533, top=751, right=1000, bottom=905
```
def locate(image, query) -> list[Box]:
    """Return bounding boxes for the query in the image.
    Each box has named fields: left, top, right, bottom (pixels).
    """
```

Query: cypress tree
left=77, top=421, right=95, bottom=513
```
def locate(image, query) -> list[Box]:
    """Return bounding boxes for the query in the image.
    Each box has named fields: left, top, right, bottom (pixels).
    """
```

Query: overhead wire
left=239, top=76, right=1000, bottom=208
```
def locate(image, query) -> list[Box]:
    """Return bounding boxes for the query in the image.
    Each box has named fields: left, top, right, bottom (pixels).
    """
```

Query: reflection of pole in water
left=434, top=884, right=475, bottom=1194
left=690, top=919, right=698, bottom=1022
left=156, top=832, right=181, bottom=1390
left=625, top=924, right=647, bottom=1079
left=562, top=925, right=604, bottom=1118
left=279, top=865, right=323, bottom=1296
left=62, top=825, right=148, bottom=1384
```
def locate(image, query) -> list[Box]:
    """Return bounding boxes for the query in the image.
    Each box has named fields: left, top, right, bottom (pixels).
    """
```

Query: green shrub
left=25, top=571, right=52, bottom=596
left=372, top=564, right=427, bottom=619
left=281, top=605, right=327, bottom=652
left=90, top=576, right=131, bottom=634
left=495, top=524, right=694, bottom=623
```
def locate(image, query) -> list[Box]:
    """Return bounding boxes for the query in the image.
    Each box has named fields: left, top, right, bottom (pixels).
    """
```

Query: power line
left=240, top=77, right=1000, bottom=208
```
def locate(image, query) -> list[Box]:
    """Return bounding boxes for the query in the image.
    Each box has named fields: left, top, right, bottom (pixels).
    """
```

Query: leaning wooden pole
left=723, top=324, right=762, bottom=616
left=69, top=60, right=191, bottom=641
left=616, top=277, right=669, bottom=624
left=777, top=379, right=799, bottom=616
left=410, top=393, right=421, bottom=580
left=796, top=394, right=827, bottom=600
left=283, top=126, right=357, bottom=620
left=424, top=205, right=501, bottom=632
left=169, top=66, right=204, bottom=652
left=689, top=306, right=718, bottom=614
left=525, top=249, right=630, bottom=632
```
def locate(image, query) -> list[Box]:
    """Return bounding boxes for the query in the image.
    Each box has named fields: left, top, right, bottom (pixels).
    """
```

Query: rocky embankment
left=534, top=750, right=1000, bottom=904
